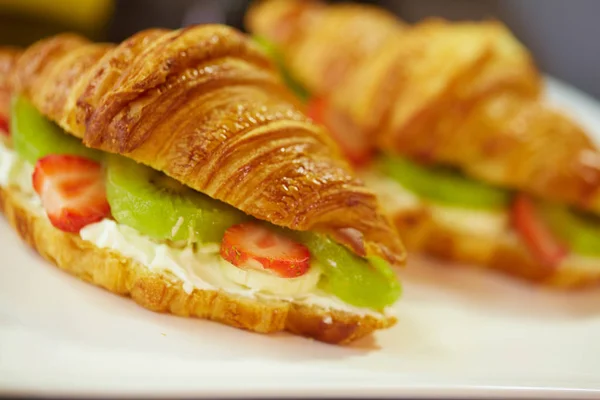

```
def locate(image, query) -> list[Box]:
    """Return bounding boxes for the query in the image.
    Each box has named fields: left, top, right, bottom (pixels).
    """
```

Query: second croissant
left=246, top=0, right=600, bottom=287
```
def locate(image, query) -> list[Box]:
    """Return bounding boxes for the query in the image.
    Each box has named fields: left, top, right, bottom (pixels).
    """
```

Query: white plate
left=1, top=77, right=600, bottom=399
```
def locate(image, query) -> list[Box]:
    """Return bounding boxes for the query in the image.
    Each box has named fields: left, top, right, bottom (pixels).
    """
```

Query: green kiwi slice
left=10, top=95, right=102, bottom=164
left=252, top=35, right=310, bottom=103
left=539, top=202, right=600, bottom=257
left=105, top=155, right=249, bottom=243
left=268, top=227, right=401, bottom=310
left=380, top=154, right=512, bottom=209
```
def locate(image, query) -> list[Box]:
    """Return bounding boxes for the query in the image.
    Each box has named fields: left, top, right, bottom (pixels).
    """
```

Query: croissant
left=0, top=24, right=407, bottom=344
left=0, top=48, right=19, bottom=121
left=247, top=0, right=600, bottom=286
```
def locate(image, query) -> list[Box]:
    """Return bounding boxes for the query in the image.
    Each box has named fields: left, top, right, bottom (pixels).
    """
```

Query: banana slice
left=220, top=258, right=321, bottom=296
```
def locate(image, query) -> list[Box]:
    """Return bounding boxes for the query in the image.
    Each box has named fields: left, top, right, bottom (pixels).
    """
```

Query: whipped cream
left=361, top=170, right=421, bottom=213
left=0, top=141, right=391, bottom=318
left=78, top=219, right=387, bottom=316
left=429, top=205, right=509, bottom=237
left=0, top=144, right=17, bottom=187
left=0, top=142, right=41, bottom=210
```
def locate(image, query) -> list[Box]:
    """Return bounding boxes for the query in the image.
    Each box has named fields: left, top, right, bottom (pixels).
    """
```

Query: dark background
left=1, top=0, right=599, bottom=100
left=109, top=0, right=600, bottom=100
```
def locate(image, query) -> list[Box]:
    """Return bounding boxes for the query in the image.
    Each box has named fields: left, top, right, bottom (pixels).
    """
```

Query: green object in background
left=540, top=202, right=600, bottom=257
left=253, top=35, right=311, bottom=103
left=380, top=154, right=512, bottom=209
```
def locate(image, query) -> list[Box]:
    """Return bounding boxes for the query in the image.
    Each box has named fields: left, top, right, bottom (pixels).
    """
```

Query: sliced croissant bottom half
left=0, top=24, right=408, bottom=345
left=246, top=0, right=600, bottom=288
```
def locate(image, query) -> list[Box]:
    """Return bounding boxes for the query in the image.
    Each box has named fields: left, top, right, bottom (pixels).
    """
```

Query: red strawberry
left=32, top=155, right=110, bottom=233
left=220, top=222, right=311, bottom=278
left=0, top=90, right=10, bottom=136
left=512, top=194, right=568, bottom=268
left=0, top=114, right=8, bottom=136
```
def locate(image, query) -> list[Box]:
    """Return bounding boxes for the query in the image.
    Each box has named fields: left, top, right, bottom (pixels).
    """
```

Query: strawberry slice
left=220, top=222, right=311, bottom=278
left=32, top=155, right=110, bottom=233
left=307, top=97, right=374, bottom=168
left=0, top=114, right=8, bottom=136
left=512, top=194, right=569, bottom=268
left=0, top=90, right=10, bottom=136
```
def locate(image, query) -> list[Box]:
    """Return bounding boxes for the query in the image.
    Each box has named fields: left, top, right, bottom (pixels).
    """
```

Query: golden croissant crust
left=9, top=24, right=406, bottom=265
left=247, top=0, right=407, bottom=98
left=0, top=48, right=20, bottom=116
left=247, top=0, right=600, bottom=215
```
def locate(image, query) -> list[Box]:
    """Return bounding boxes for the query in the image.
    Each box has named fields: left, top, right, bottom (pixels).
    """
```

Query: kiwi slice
left=10, top=95, right=102, bottom=164
left=380, top=154, right=512, bottom=209
left=253, top=35, right=310, bottom=103
left=539, top=203, right=600, bottom=257
left=285, top=230, right=401, bottom=310
left=105, top=155, right=249, bottom=243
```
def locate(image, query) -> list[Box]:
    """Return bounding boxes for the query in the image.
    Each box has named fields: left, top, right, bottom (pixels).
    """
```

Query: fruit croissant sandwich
left=246, top=0, right=600, bottom=287
left=0, top=24, right=408, bottom=344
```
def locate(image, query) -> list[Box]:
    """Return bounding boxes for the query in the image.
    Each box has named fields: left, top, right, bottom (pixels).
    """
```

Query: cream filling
left=361, top=171, right=509, bottom=237
left=360, top=170, right=600, bottom=267
left=0, top=142, right=392, bottom=318
left=428, top=206, right=509, bottom=237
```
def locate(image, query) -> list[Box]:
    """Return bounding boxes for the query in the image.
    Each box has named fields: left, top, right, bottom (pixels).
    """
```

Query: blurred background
left=0, top=0, right=598, bottom=99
